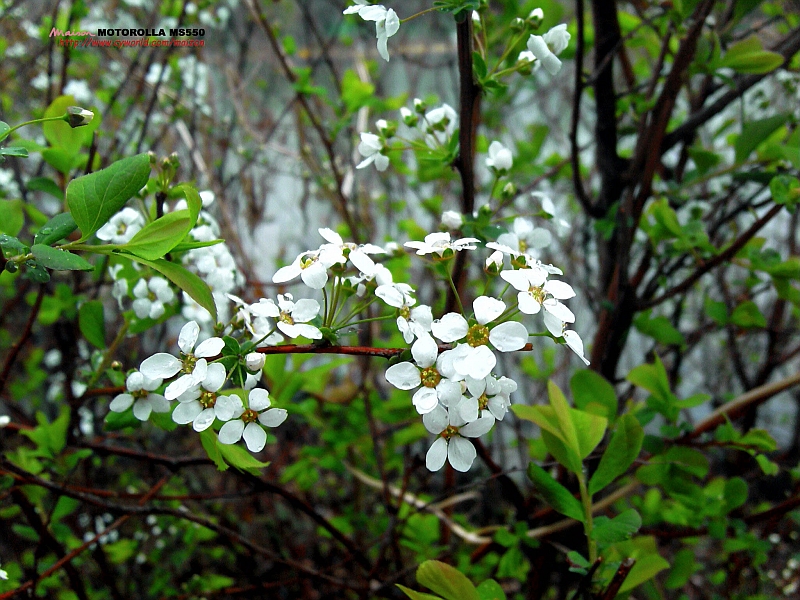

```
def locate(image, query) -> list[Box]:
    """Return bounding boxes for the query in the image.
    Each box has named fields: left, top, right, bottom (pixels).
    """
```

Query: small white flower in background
left=272, top=248, right=332, bottom=289
left=131, top=277, right=175, bottom=320
left=218, top=388, right=288, bottom=452
left=423, top=104, right=458, bottom=146
left=109, top=371, right=170, bottom=421
left=0, top=415, right=10, bottom=428
left=485, top=141, right=513, bottom=173
left=495, top=217, right=552, bottom=255
left=399, top=106, right=417, bottom=126
left=108, top=264, right=129, bottom=309
left=527, top=23, right=570, bottom=76
left=96, top=207, right=144, bottom=244
left=356, top=132, right=389, bottom=171
left=252, top=294, right=322, bottom=340
left=441, top=210, right=464, bottom=230
left=534, top=191, right=571, bottom=236
left=343, top=1, right=400, bottom=61
left=385, top=332, right=461, bottom=414
left=171, top=362, right=233, bottom=431
left=405, top=232, right=481, bottom=257
left=423, top=403, right=495, bottom=472
left=0, top=561, right=7, bottom=579
left=139, top=320, right=225, bottom=400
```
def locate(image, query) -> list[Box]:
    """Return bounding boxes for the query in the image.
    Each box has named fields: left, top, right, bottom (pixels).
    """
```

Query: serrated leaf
left=34, top=212, right=78, bottom=246
left=79, top=300, right=105, bottom=348
left=527, top=462, right=585, bottom=522
left=415, top=560, right=480, bottom=600
left=66, top=153, right=151, bottom=240
left=589, top=414, right=644, bottom=495
left=31, top=244, right=94, bottom=271
left=125, top=255, right=217, bottom=322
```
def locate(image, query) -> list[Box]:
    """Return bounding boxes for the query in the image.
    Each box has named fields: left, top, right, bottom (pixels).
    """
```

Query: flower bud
left=413, top=98, right=427, bottom=114
left=484, top=250, right=504, bottom=276
left=527, top=8, right=544, bottom=28
left=501, top=182, right=517, bottom=199
left=441, top=210, right=463, bottom=230
left=376, top=119, right=396, bottom=138
left=399, top=106, right=418, bottom=127
left=510, top=17, right=526, bottom=32
left=245, top=352, right=266, bottom=372
left=0, top=415, right=10, bottom=428
left=64, top=106, right=94, bottom=128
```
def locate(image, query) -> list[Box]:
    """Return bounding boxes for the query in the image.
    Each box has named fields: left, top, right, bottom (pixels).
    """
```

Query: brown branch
left=570, top=0, right=596, bottom=217
left=0, top=285, right=45, bottom=396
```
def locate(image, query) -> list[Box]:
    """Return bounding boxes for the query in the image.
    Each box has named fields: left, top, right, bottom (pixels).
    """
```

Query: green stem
left=445, top=265, right=465, bottom=315
left=400, top=6, right=440, bottom=23
left=578, top=471, right=597, bottom=564
left=1, top=115, right=66, bottom=142
left=85, top=319, right=130, bottom=391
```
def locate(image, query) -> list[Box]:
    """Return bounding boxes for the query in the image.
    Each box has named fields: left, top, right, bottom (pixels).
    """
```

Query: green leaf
left=717, top=35, right=784, bottom=74
left=633, top=311, right=686, bottom=348
left=527, top=463, right=585, bottom=522
left=34, top=213, right=78, bottom=246
left=513, top=404, right=582, bottom=473
left=664, top=548, right=699, bottom=589
left=605, top=536, right=669, bottom=593
left=0, top=146, right=28, bottom=157
left=0, top=199, right=25, bottom=236
left=730, top=301, right=767, bottom=328
left=66, top=153, right=151, bottom=240
left=0, top=121, right=9, bottom=142
left=704, top=298, right=728, bottom=325
left=31, top=244, right=94, bottom=271
left=27, top=177, right=65, bottom=201
left=0, top=233, right=27, bottom=254
left=125, top=255, right=217, bottom=322
left=42, top=95, right=100, bottom=151
left=770, top=175, right=799, bottom=209
left=79, top=300, right=105, bottom=349
left=216, top=441, right=270, bottom=475
left=199, top=429, right=228, bottom=471
left=570, top=370, right=618, bottom=422
left=591, top=509, right=641, bottom=544
left=723, top=477, right=748, bottom=512
left=120, top=210, right=194, bottom=260
left=396, top=585, right=443, bottom=600
left=341, top=69, right=376, bottom=113
left=589, top=414, right=644, bottom=495
left=734, top=114, right=789, bottom=163
left=476, top=579, right=506, bottom=600
left=738, top=429, right=777, bottom=452
left=755, top=454, right=778, bottom=475
left=20, top=406, right=70, bottom=458
left=415, top=560, right=480, bottom=600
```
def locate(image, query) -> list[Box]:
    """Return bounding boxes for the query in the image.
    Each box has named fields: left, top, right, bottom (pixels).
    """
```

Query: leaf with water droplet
left=34, top=213, right=78, bottom=246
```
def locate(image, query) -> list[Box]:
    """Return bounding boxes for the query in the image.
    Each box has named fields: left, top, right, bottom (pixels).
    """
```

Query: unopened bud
left=245, top=352, right=266, bottom=372
left=64, top=106, right=94, bottom=128
left=501, top=182, right=517, bottom=199
left=511, top=17, right=526, bottom=32
left=400, top=107, right=418, bottom=127
left=413, top=98, right=427, bottom=114
left=441, top=210, right=463, bottom=230
left=376, top=119, right=396, bottom=138
left=527, top=8, right=544, bottom=28
left=484, top=250, right=504, bottom=276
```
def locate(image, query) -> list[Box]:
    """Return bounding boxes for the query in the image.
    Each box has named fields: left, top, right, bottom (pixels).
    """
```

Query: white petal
left=288, top=323, right=323, bottom=340
left=109, top=394, right=134, bottom=413
left=544, top=299, right=575, bottom=323
left=126, top=371, right=145, bottom=391
left=426, top=437, right=448, bottom=471
left=528, top=228, right=552, bottom=249
left=291, top=299, right=320, bottom=322
left=473, top=296, right=505, bottom=325
left=272, top=262, right=301, bottom=284
left=165, top=374, right=194, bottom=401
left=431, top=313, right=469, bottom=343
left=172, top=400, right=202, bottom=424
left=447, top=437, right=476, bottom=472
left=517, top=293, right=542, bottom=315
left=545, top=280, right=576, bottom=300
left=178, top=321, right=200, bottom=353
left=422, top=404, right=448, bottom=434
left=460, top=413, right=496, bottom=437
left=258, top=408, right=288, bottom=427
left=499, top=270, right=532, bottom=292
left=132, top=399, right=153, bottom=421
left=411, top=332, right=438, bottom=368
left=213, top=395, right=237, bottom=421
left=454, top=346, right=496, bottom=380
left=242, top=422, right=267, bottom=452
left=385, top=362, right=421, bottom=390
left=147, top=394, right=170, bottom=413
left=349, top=250, right=375, bottom=276
left=543, top=311, right=564, bottom=337
left=436, top=379, right=461, bottom=407
left=195, top=337, right=224, bottom=358
left=384, top=9, right=400, bottom=36
left=299, top=263, right=328, bottom=289
left=218, top=419, right=244, bottom=444
left=458, top=396, right=479, bottom=423
left=412, top=388, right=439, bottom=414
left=318, top=227, right=343, bottom=245
left=193, top=408, right=217, bottom=431
left=248, top=388, right=271, bottom=411
left=140, top=353, right=181, bottom=379
left=489, top=322, right=529, bottom=352
left=564, top=331, right=590, bottom=365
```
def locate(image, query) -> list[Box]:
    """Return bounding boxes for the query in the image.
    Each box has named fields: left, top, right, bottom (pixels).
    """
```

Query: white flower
left=109, top=371, right=170, bottom=421
left=246, top=352, right=265, bottom=372
left=544, top=23, right=571, bottom=55
left=396, top=304, right=433, bottom=343
left=131, top=277, right=175, bottom=320
left=423, top=403, right=496, bottom=472
left=527, top=24, right=570, bottom=76
left=385, top=332, right=461, bottom=414
left=543, top=312, right=590, bottom=365
left=486, top=250, right=504, bottom=271
left=501, top=268, right=576, bottom=323
left=0, top=415, right=9, bottom=428
left=139, top=321, right=225, bottom=400
left=459, top=374, right=517, bottom=422
left=343, top=2, right=400, bottom=61
left=494, top=217, right=552, bottom=254
left=96, top=207, right=144, bottom=244
left=317, top=227, right=384, bottom=276
left=485, top=141, right=513, bottom=172
left=432, top=296, right=529, bottom=380
left=533, top=191, right=571, bottom=236
left=272, top=248, right=332, bottom=289
left=423, top=104, right=458, bottom=146
left=252, top=294, right=322, bottom=340
left=218, top=388, right=288, bottom=452
left=356, top=132, right=389, bottom=171
left=404, top=232, right=480, bottom=257
left=171, top=362, right=234, bottom=430
left=441, top=210, right=464, bottom=230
